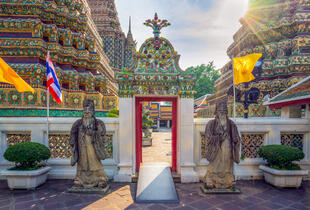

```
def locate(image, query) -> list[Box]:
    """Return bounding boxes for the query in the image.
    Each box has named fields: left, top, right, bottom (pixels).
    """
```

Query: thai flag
left=46, top=52, right=62, bottom=103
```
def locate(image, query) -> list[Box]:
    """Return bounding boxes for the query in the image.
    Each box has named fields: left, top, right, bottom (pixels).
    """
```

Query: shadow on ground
left=0, top=180, right=309, bottom=210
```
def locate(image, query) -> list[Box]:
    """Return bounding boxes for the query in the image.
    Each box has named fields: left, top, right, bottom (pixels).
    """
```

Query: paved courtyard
left=142, top=130, right=172, bottom=166
left=0, top=180, right=309, bottom=210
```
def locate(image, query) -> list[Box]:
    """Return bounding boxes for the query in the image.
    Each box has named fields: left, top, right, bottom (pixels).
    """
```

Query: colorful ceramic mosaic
left=268, top=76, right=310, bottom=105
left=0, top=0, right=118, bottom=116
left=202, top=0, right=310, bottom=118
left=117, top=14, right=196, bottom=98
left=88, top=0, right=136, bottom=72
left=0, top=108, right=108, bottom=117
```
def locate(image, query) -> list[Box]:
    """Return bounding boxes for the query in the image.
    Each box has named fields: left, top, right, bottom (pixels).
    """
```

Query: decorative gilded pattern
left=49, top=134, right=71, bottom=158
left=6, top=133, right=31, bottom=146
left=49, top=134, right=113, bottom=159
left=281, top=134, right=304, bottom=151
left=0, top=86, right=114, bottom=111
left=105, top=134, right=113, bottom=159
left=241, top=134, right=264, bottom=158
left=117, top=14, right=196, bottom=98
left=201, top=133, right=206, bottom=158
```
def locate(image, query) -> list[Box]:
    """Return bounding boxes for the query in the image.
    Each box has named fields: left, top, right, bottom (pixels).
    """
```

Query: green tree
left=187, top=62, right=220, bottom=99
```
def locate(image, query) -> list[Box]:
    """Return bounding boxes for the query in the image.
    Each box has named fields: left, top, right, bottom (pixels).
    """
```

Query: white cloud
left=115, top=0, right=248, bottom=69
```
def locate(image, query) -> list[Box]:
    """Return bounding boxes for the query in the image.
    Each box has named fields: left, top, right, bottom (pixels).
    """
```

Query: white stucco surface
left=0, top=114, right=309, bottom=182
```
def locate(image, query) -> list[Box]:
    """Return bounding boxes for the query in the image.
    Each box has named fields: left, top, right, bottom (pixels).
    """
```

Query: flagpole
left=46, top=51, right=50, bottom=144
left=47, top=88, right=49, bottom=143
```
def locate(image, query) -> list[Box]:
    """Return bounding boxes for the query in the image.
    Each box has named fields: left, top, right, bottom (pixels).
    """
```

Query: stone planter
left=259, top=165, right=308, bottom=188
left=142, top=137, right=152, bottom=146
left=1, top=166, right=51, bottom=190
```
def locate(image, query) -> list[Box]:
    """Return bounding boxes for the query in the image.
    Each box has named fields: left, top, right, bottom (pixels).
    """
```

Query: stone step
left=135, top=162, right=179, bottom=203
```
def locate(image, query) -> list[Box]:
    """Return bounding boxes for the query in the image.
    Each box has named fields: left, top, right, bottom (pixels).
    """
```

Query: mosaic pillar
left=114, top=97, right=134, bottom=182
left=179, top=98, right=199, bottom=183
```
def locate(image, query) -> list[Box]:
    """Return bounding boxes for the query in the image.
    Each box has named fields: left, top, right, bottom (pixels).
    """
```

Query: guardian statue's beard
left=82, top=113, right=95, bottom=128
left=216, top=113, right=228, bottom=126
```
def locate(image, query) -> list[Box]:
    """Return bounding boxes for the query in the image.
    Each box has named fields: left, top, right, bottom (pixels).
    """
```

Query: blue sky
left=115, top=0, right=249, bottom=70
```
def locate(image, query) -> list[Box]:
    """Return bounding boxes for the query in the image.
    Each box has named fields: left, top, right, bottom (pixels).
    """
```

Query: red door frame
left=135, top=96, right=178, bottom=172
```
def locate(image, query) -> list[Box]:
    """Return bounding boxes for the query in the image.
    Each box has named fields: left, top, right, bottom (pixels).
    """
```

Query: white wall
left=1, top=116, right=309, bottom=182
left=0, top=117, right=119, bottom=180
left=194, top=118, right=310, bottom=180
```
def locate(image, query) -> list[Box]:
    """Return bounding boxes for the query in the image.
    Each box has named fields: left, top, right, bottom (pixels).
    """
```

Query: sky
left=115, top=0, right=249, bottom=70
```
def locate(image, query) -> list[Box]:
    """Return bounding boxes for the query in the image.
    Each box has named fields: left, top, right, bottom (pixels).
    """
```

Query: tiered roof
left=208, top=0, right=310, bottom=117
left=0, top=0, right=118, bottom=116
left=266, top=76, right=310, bottom=108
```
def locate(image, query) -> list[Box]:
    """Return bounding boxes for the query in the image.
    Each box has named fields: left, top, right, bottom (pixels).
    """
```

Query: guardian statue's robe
left=70, top=118, right=108, bottom=188
left=204, top=117, right=240, bottom=189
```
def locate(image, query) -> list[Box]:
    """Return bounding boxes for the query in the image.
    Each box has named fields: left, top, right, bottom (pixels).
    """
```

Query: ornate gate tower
left=114, top=13, right=199, bottom=183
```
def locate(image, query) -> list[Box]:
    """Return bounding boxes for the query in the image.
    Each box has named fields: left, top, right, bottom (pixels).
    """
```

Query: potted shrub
left=142, top=112, right=153, bottom=146
left=2, top=142, right=51, bottom=190
left=258, top=145, right=308, bottom=188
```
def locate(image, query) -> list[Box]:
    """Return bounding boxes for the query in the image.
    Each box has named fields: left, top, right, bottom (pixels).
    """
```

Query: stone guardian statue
left=203, top=99, right=241, bottom=191
left=70, top=99, right=109, bottom=192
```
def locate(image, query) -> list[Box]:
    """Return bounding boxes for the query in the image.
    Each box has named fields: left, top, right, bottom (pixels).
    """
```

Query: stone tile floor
left=0, top=180, right=309, bottom=210
left=142, top=131, right=172, bottom=165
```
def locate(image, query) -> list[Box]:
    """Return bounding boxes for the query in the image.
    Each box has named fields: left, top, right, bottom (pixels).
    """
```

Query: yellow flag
left=0, top=57, right=34, bottom=93
left=233, top=53, right=262, bottom=85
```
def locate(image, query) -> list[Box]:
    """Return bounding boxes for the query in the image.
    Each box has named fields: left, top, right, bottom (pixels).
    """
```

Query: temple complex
left=88, top=0, right=136, bottom=73
left=0, top=4, right=309, bottom=202
left=200, top=0, right=310, bottom=118
left=0, top=0, right=126, bottom=117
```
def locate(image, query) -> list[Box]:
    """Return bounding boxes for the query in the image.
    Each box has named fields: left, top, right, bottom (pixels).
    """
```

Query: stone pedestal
left=201, top=186, right=241, bottom=194
left=142, top=137, right=152, bottom=146
left=68, top=185, right=110, bottom=194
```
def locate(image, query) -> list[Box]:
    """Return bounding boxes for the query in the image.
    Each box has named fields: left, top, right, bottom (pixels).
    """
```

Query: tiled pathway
left=0, top=180, right=309, bottom=210
left=142, top=131, right=172, bottom=166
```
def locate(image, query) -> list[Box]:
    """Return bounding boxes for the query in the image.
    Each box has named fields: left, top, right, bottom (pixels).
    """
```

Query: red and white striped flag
left=46, top=52, right=62, bottom=103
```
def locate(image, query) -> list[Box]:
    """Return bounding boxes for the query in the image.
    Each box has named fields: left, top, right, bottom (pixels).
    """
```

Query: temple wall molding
left=0, top=117, right=309, bottom=181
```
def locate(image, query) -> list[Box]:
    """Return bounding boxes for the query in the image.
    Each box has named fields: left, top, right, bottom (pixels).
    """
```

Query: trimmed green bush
left=109, top=109, right=119, bottom=116
left=107, top=109, right=119, bottom=118
left=142, top=114, right=153, bottom=129
left=258, top=145, right=304, bottom=170
left=107, top=112, right=119, bottom=118
left=4, top=142, right=51, bottom=170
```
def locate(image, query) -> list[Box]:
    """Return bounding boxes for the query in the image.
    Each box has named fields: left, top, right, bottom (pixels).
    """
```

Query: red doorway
left=135, top=96, right=177, bottom=172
